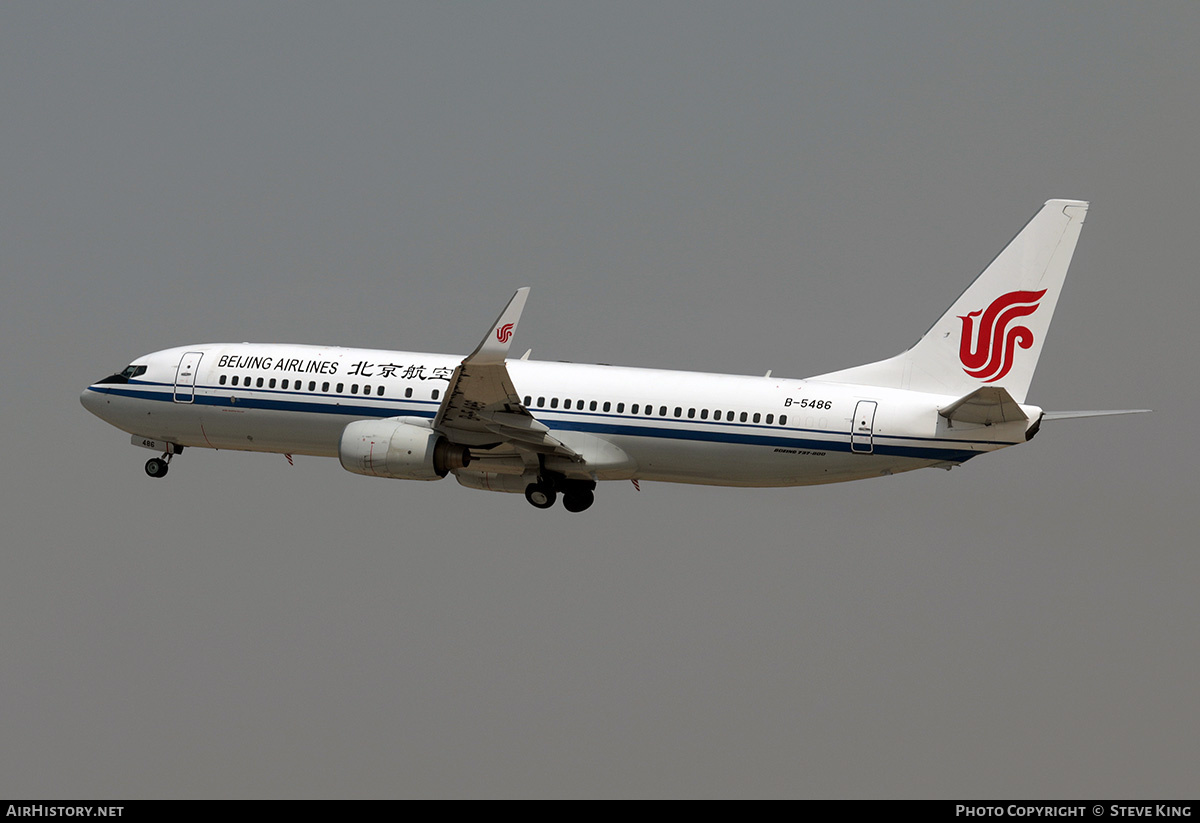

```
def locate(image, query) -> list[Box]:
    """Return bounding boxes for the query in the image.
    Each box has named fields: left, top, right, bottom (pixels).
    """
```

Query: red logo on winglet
left=496, top=323, right=514, bottom=344
left=958, top=290, right=1046, bottom=383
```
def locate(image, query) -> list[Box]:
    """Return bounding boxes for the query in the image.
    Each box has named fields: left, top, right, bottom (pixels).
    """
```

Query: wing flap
left=482, top=415, right=575, bottom=453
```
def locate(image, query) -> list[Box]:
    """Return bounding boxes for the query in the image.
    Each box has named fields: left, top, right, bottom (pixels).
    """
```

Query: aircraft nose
left=80, top=386, right=105, bottom=416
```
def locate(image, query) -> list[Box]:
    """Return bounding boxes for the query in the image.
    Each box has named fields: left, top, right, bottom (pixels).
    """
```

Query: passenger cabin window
left=256, top=378, right=264, bottom=388
left=617, top=403, right=625, bottom=413
left=432, top=390, right=439, bottom=400
left=219, top=375, right=227, bottom=385
left=336, top=383, right=344, bottom=393
left=577, top=400, right=584, bottom=410
left=322, top=382, right=330, bottom=392
left=753, top=412, right=761, bottom=423
left=779, top=415, right=787, bottom=425
left=766, top=413, right=774, bottom=424
left=537, top=396, right=545, bottom=407
left=551, top=398, right=559, bottom=409
left=269, top=378, right=276, bottom=388
left=727, top=411, right=734, bottom=421
left=524, top=396, right=532, bottom=406
left=590, top=401, right=597, bottom=411
left=675, top=407, right=682, bottom=417
left=660, top=406, right=667, bottom=416
left=351, top=384, right=358, bottom=394
left=405, top=388, right=413, bottom=398
left=687, top=408, right=695, bottom=419
left=377, top=386, right=385, bottom=396
left=603, top=401, right=611, bottom=412
left=631, top=404, right=639, bottom=414
left=700, top=409, right=708, bottom=420
left=281, top=379, right=289, bottom=389
left=308, top=381, right=316, bottom=391
left=740, top=412, right=748, bottom=422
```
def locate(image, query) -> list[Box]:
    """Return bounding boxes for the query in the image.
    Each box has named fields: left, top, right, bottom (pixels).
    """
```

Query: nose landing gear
left=143, top=446, right=183, bottom=478
left=145, top=456, right=170, bottom=477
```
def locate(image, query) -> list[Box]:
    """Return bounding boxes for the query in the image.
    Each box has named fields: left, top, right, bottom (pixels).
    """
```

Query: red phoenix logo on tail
left=496, top=323, right=515, bottom=344
left=958, top=289, right=1046, bottom=383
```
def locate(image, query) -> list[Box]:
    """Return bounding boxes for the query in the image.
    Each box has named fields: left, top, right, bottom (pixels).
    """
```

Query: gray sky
left=2, top=1, right=1196, bottom=798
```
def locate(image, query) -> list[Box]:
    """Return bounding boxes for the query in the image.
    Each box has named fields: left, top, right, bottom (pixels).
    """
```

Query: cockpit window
left=99, top=364, right=147, bottom=384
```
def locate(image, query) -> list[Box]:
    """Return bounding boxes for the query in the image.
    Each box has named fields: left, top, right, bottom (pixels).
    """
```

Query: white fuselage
left=81, top=343, right=1038, bottom=488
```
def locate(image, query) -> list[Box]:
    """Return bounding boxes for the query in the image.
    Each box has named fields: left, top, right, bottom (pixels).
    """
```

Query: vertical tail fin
left=811, top=199, right=1088, bottom=403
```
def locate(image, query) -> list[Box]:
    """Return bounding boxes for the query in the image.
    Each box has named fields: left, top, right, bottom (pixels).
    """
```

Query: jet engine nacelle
left=339, top=419, right=471, bottom=481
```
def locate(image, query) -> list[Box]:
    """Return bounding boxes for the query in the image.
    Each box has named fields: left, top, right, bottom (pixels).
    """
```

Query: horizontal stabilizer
left=1041, top=409, right=1151, bottom=421
left=939, top=386, right=1028, bottom=426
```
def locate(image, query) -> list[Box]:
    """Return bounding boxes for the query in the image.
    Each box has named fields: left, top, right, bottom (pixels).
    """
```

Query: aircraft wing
left=432, top=288, right=578, bottom=459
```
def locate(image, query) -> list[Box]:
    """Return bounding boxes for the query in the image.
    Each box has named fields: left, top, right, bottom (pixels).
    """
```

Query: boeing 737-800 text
left=81, top=199, right=1145, bottom=512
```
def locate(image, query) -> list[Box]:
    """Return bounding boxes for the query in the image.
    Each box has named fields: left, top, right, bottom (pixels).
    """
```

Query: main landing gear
left=524, top=475, right=596, bottom=512
left=562, top=487, right=594, bottom=513
left=524, top=481, right=556, bottom=509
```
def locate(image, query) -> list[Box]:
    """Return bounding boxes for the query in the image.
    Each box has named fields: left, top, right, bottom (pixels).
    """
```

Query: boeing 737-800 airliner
left=81, top=200, right=1144, bottom=512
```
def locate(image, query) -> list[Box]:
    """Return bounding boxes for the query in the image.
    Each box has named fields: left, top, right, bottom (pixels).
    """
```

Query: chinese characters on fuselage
left=216, top=355, right=452, bottom=381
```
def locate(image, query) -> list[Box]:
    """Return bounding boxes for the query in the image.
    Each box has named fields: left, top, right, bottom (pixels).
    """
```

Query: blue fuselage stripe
left=88, top=384, right=990, bottom=463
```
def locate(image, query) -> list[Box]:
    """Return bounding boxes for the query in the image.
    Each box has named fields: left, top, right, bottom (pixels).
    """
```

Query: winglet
left=464, top=287, right=530, bottom=365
